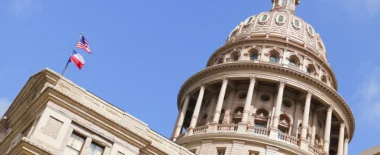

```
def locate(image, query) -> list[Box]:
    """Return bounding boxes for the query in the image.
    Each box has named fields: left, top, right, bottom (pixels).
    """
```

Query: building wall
left=0, top=69, right=194, bottom=155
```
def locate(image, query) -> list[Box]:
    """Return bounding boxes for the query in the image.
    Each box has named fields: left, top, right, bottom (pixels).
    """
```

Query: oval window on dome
left=308, top=25, right=314, bottom=36
left=292, top=18, right=302, bottom=29
left=259, top=14, right=269, bottom=23
left=246, top=17, right=254, bottom=24
left=276, top=15, right=286, bottom=24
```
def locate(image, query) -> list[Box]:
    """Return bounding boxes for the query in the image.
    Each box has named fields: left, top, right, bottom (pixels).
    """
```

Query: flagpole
left=61, top=32, right=84, bottom=76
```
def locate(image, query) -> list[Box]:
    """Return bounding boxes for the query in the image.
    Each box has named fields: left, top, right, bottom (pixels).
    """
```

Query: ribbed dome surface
left=226, top=11, right=327, bottom=61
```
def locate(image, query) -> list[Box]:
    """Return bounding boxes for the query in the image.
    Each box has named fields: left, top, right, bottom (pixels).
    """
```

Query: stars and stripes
left=76, top=35, right=92, bottom=54
left=61, top=33, right=93, bottom=75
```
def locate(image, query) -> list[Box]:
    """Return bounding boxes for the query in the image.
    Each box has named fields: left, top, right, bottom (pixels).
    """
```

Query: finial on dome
left=271, top=0, right=300, bottom=14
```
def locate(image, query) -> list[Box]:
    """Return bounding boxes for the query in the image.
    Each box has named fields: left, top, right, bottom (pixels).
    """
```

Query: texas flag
left=69, top=50, right=85, bottom=69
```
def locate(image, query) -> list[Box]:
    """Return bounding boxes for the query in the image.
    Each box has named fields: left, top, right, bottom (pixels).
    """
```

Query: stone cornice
left=206, top=38, right=338, bottom=90
left=176, top=62, right=354, bottom=141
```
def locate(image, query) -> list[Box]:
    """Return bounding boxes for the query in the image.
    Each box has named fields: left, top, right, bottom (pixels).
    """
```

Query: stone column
left=344, top=138, right=349, bottom=155
left=310, top=112, right=318, bottom=145
left=271, top=81, right=285, bottom=129
left=337, top=122, right=345, bottom=155
left=300, top=92, right=312, bottom=150
left=241, top=77, right=256, bottom=124
left=212, top=78, right=228, bottom=123
left=323, top=106, right=333, bottom=153
left=171, top=95, right=190, bottom=141
left=188, top=85, right=205, bottom=135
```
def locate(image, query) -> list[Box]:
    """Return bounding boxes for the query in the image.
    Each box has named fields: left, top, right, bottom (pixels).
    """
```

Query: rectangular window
left=64, top=132, right=85, bottom=155
left=117, top=151, right=125, bottom=155
left=88, top=142, right=104, bottom=155
left=217, top=147, right=226, bottom=155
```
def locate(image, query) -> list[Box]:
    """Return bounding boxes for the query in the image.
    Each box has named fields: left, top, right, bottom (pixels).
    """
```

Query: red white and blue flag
left=69, top=50, right=85, bottom=69
left=76, top=35, right=92, bottom=54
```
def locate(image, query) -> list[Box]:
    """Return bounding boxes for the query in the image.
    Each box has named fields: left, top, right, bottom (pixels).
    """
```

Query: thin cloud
left=10, top=0, right=43, bottom=16
left=0, top=98, right=11, bottom=117
left=341, top=0, right=380, bottom=19
left=354, top=65, right=380, bottom=128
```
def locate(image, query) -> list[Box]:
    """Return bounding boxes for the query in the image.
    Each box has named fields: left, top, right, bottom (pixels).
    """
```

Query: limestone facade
left=0, top=68, right=193, bottom=155
left=360, top=146, right=380, bottom=155
left=171, top=0, right=355, bottom=155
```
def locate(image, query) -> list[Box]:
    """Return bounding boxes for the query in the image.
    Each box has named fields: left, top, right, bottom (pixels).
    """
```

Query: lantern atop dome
left=271, top=0, right=300, bottom=13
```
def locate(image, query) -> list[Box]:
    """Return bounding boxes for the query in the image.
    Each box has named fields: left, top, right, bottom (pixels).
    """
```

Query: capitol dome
left=172, top=1, right=354, bottom=155
left=207, top=0, right=337, bottom=90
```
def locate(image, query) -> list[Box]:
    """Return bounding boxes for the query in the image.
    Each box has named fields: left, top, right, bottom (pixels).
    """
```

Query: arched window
left=288, top=56, right=299, bottom=68
left=249, top=49, right=259, bottom=61
left=251, top=54, right=258, bottom=60
left=269, top=50, right=280, bottom=63
left=306, top=64, right=316, bottom=74
left=217, top=58, right=224, bottom=64
left=321, top=75, right=327, bottom=83
left=278, top=114, right=291, bottom=133
left=233, top=106, right=244, bottom=124
left=269, top=54, right=279, bottom=63
left=230, top=53, right=239, bottom=61
left=255, top=109, right=269, bottom=128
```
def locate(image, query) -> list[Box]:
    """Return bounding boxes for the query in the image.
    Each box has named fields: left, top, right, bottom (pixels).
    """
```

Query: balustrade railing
left=178, top=125, right=326, bottom=155
left=246, top=126, right=270, bottom=136
left=309, top=144, right=323, bottom=155
left=278, top=132, right=298, bottom=145
left=217, top=124, right=238, bottom=132
left=193, top=126, right=208, bottom=134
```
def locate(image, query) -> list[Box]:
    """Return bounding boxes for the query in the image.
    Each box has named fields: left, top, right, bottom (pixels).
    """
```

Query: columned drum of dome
left=171, top=1, right=354, bottom=155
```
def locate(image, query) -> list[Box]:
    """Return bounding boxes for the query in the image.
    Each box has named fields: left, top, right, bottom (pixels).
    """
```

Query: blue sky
left=0, top=0, right=379, bottom=154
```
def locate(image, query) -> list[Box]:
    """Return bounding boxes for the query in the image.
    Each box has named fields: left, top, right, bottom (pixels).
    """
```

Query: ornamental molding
left=177, top=62, right=354, bottom=141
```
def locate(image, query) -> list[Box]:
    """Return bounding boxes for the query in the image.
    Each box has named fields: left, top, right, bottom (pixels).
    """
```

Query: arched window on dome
left=255, top=108, right=269, bottom=128
left=230, top=52, right=239, bottom=62
left=217, top=58, right=224, bottom=64
left=232, top=106, right=244, bottom=124
left=321, top=75, right=328, bottom=83
left=269, top=51, right=280, bottom=64
left=249, top=49, right=259, bottom=61
left=306, top=64, right=316, bottom=75
left=288, top=55, right=300, bottom=68
left=278, top=114, right=291, bottom=134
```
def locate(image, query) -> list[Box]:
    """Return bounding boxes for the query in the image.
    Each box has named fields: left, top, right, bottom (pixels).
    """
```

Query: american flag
left=76, top=35, right=92, bottom=54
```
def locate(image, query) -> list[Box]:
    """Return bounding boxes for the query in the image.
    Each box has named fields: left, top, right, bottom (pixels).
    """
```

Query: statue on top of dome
left=271, top=0, right=300, bottom=13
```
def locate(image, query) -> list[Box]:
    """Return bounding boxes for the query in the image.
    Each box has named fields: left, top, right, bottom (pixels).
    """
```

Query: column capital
left=249, top=76, right=256, bottom=82
left=200, top=84, right=206, bottom=89
left=340, top=122, right=346, bottom=128
left=327, top=106, right=334, bottom=112
left=306, top=91, right=312, bottom=98
left=345, top=138, right=350, bottom=143
left=222, top=77, right=228, bottom=84
left=279, top=80, right=286, bottom=88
